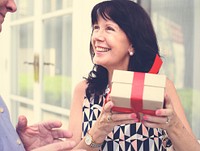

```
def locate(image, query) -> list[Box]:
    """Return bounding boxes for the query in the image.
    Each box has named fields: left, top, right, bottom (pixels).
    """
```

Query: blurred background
left=0, top=0, right=199, bottom=139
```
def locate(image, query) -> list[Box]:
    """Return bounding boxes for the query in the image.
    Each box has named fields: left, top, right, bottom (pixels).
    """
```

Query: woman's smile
left=95, top=46, right=111, bottom=53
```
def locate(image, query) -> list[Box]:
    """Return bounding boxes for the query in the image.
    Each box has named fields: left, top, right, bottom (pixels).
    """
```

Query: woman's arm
left=68, top=80, right=139, bottom=151
left=165, top=79, right=200, bottom=151
left=68, top=80, right=87, bottom=143
left=68, top=80, right=102, bottom=151
left=142, top=79, right=200, bottom=151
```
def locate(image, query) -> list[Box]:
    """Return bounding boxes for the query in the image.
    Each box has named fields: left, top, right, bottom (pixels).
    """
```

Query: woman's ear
left=128, top=45, right=134, bottom=56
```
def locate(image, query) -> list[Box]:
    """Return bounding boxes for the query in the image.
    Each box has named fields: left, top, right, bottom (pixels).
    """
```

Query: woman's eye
left=106, top=26, right=115, bottom=31
left=93, top=25, right=99, bottom=30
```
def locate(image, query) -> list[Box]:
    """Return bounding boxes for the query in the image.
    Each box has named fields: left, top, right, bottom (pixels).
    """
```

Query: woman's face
left=0, top=0, right=17, bottom=32
left=91, top=15, right=133, bottom=71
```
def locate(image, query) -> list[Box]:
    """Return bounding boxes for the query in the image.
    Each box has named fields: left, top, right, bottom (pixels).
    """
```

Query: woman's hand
left=89, top=100, right=139, bottom=144
left=141, top=94, right=179, bottom=131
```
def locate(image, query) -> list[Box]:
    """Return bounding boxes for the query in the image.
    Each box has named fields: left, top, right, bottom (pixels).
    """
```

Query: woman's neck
left=108, top=70, right=113, bottom=88
left=107, top=67, right=128, bottom=85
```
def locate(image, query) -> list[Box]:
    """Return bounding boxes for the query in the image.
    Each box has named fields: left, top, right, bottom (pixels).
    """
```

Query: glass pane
left=43, top=0, right=72, bottom=13
left=11, top=101, right=34, bottom=125
left=42, top=110, right=68, bottom=129
left=149, top=0, right=200, bottom=138
left=11, top=23, right=34, bottom=99
left=42, top=15, right=72, bottom=108
left=11, top=0, right=34, bottom=20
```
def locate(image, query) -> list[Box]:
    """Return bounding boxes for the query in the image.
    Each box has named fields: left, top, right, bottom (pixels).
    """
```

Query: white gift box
left=109, top=70, right=166, bottom=115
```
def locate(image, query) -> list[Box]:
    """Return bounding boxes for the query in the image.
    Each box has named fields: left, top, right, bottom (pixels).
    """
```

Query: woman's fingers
left=104, top=101, right=139, bottom=122
left=111, top=112, right=138, bottom=122
left=103, top=101, right=114, bottom=112
left=142, top=94, right=178, bottom=130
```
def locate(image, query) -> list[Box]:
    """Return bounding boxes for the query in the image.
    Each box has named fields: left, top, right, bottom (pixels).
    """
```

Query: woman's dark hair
left=86, top=0, right=160, bottom=99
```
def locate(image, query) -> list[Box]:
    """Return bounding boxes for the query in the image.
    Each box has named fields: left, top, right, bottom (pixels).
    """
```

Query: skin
left=16, top=115, right=78, bottom=151
left=2, top=1, right=199, bottom=150
left=142, top=80, right=200, bottom=151
left=69, top=16, right=138, bottom=151
left=92, top=17, right=133, bottom=73
left=0, top=0, right=85, bottom=151
left=69, top=15, right=200, bottom=151
left=69, top=80, right=138, bottom=151
left=0, top=0, right=17, bottom=32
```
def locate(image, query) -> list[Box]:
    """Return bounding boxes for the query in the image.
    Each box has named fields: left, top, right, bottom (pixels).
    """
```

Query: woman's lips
left=95, top=47, right=111, bottom=52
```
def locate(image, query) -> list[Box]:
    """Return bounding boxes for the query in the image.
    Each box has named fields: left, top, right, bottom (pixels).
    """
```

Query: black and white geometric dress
left=82, top=92, right=166, bottom=151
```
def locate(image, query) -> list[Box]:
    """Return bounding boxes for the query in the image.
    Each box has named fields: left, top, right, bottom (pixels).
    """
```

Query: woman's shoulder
left=70, top=79, right=88, bottom=108
left=165, top=78, right=176, bottom=92
left=165, top=77, right=181, bottom=104
left=73, top=79, right=88, bottom=95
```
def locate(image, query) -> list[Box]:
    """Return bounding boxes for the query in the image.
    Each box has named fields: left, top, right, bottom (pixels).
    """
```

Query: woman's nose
left=92, top=29, right=105, bottom=41
left=6, top=0, right=17, bottom=13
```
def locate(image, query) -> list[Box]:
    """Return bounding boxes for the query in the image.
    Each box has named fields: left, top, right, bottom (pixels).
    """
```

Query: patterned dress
left=82, top=91, right=167, bottom=151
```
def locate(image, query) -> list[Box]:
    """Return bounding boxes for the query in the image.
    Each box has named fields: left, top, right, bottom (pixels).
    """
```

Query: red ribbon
left=130, top=72, right=144, bottom=113
left=149, top=54, right=163, bottom=74
left=130, top=72, right=156, bottom=115
left=111, top=72, right=156, bottom=115
left=110, top=54, right=162, bottom=115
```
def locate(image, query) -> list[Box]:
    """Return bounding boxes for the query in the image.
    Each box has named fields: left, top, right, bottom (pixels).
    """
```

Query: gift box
left=109, top=70, right=166, bottom=115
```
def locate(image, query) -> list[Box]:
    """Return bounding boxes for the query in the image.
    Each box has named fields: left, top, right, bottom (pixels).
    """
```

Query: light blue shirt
left=0, top=96, right=25, bottom=151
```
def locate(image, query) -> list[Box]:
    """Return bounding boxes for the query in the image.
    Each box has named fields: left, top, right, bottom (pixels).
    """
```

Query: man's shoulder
left=0, top=96, right=7, bottom=107
left=0, top=96, right=26, bottom=151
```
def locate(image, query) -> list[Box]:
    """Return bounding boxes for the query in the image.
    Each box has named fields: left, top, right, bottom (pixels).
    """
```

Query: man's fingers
left=42, top=121, right=63, bottom=130
left=52, top=130, right=73, bottom=139
left=16, top=115, right=28, bottom=132
left=31, top=141, right=77, bottom=151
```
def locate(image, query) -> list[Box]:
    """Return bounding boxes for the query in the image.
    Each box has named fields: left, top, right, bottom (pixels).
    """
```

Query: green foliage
left=177, top=88, right=200, bottom=123
left=43, top=75, right=72, bottom=107
left=177, top=88, right=193, bottom=122
left=18, top=73, right=34, bottom=97
left=19, top=73, right=72, bottom=107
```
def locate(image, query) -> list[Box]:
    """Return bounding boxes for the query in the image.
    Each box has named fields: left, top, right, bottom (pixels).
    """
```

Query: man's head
left=0, top=0, right=17, bottom=32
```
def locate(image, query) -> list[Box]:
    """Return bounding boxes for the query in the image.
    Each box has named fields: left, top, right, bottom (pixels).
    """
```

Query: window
left=9, top=0, right=73, bottom=128
left=140, top=0, right=200, bottom=139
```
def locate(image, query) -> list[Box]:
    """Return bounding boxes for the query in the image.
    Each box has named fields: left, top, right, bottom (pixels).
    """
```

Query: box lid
left=112, top=70, right=166, bottom=88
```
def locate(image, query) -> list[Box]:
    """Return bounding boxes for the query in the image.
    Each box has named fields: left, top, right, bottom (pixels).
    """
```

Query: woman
left=69, top=0, right=198, bottom=150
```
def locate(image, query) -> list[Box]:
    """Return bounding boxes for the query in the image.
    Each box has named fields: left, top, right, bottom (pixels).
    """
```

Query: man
left=0, top=0, right=82, bottom=150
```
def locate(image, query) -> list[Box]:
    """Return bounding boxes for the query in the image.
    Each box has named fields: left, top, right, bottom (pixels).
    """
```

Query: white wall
left=71, top=0, right=104, bottom=90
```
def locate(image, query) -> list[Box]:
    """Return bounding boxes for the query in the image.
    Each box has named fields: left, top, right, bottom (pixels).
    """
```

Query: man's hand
left=16, top=115, right=75, bottom=151
left=32, top=141, right=86, bottom=151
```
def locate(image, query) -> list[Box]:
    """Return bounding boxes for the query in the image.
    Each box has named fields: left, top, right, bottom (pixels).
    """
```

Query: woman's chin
left=93, top=58, right=101, bottom=65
